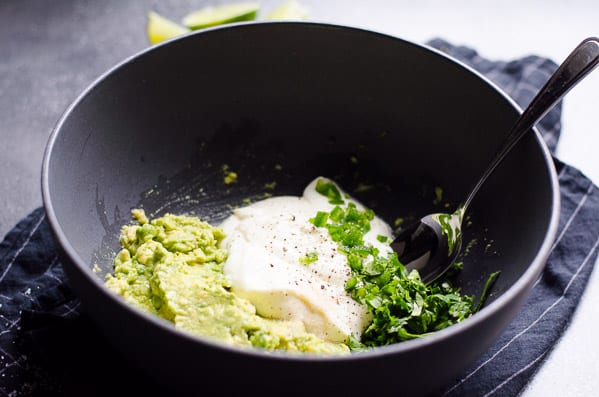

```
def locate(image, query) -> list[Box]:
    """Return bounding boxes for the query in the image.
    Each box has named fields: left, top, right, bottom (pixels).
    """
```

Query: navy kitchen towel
left=429, top=38, right=599, bottom=396
left=1, top=40, right=598, bottom=397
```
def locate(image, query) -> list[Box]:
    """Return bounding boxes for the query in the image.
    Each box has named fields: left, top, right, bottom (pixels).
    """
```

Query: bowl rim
left=40, top=20, right=561, bottom=362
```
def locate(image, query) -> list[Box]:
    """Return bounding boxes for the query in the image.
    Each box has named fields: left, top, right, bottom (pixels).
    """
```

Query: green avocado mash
left=104, top=209, right=349, bottom=355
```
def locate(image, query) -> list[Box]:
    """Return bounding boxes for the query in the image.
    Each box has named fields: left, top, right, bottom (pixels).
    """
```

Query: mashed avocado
left=104, top=209, right=349, bottom=355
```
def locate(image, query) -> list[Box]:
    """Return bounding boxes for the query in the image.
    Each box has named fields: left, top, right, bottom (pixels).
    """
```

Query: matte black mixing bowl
left=41, top=22, right=559, bottom=396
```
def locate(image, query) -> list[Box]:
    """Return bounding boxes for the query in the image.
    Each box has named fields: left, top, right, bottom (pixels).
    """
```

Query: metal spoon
left=391, top=37, right=599, bottom=284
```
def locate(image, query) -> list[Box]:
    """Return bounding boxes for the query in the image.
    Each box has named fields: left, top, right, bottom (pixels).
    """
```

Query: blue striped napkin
left=428, top=38, right=599, bottom=396
left=1, top=39, right=598, bottom=397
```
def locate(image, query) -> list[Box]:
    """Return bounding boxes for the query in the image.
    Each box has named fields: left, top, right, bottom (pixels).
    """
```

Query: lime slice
left=264, top=0, right=308, bottom=21
left=146, top=11, right=190, bottom=45
left=182, top=2, right=260, bottom=30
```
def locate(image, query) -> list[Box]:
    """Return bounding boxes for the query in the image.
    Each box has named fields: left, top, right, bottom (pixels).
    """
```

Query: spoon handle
left=463, top=37, right=599, bottom=210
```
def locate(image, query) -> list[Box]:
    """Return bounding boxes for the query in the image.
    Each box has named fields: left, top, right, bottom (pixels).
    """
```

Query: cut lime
left=146, top=11, right=190, bottom=45
left=264, top=0, right=308, bottom=21
left=182, top=2, right=260, bottom=30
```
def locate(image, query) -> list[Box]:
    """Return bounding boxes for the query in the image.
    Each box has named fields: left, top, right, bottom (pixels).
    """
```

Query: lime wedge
left=264, top=0, right=308, bottom=21
left=146, top=11, right=190, bottom=45
left=182, top=2, right=260, bottom=30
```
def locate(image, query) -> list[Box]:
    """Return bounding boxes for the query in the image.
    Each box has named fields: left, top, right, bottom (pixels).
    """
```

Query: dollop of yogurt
left=219, top=177, right=393, bottom=343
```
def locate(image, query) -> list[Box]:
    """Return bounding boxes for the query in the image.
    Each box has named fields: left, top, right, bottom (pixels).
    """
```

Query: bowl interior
left=43, top=21, right=558, bottom=394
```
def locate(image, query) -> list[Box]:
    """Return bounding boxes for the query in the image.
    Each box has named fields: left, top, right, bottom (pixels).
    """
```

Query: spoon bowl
left=391, top=210, right=463, bottom=283
left=395, top=37, right=599, bottom=284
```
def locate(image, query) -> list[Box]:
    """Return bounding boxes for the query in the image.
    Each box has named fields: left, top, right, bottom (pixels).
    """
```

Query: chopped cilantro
left=311, top=179, right=490, bottom=349
left=444, top=261, right=464, bottom=279
left=310, top=211, right=329, bottom=227
left=474, top=271, right=501, bottom=312
left=315, top=178, right=344, bottom=205
left=376, top=235, right=388, bottom=243
left=299, top=252, right=318, bottom=265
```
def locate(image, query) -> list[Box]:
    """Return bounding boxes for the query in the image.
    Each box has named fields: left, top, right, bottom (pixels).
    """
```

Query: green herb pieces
left=311, top=179, right=480, bottom=348
left=431, top=207, right=464, bottom=256
left=299, top=252, right=318, bottom=265
left=310, top=211, right=329, bottom=227
left=312, top=202, right=373, bottom=248
left=315, top=178, right=344, bottom=205
left=345, top=248, right=475, bottom=347
left=474, top=271, right=501, bottom=312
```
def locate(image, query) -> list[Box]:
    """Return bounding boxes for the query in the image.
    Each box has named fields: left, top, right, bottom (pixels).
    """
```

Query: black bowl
left=41, top=22, right=559, bottom=396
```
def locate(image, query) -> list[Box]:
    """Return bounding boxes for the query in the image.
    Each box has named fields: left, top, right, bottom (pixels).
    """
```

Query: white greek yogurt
left=219, top=177, right=393, bottom=343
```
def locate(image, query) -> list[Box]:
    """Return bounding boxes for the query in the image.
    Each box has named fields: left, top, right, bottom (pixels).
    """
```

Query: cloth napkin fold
left=1, top=39, right=598, bottom=397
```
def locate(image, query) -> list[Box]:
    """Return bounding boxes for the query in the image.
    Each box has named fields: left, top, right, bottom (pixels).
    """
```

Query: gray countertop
left=1, top=0, right=151, bottom=238
left=2, top=1, right=598, bottom=395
